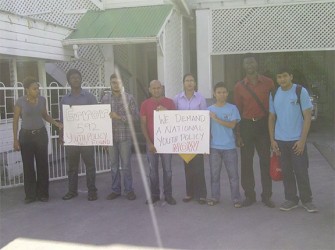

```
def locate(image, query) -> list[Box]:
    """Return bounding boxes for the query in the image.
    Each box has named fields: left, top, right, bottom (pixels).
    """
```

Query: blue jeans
left=146, top=148, right=173, bottom=198
left=277, top=140, right=312, bottom=203
left=108, top=139, right=133, bottom=194
left=209, top=148, right=241, bottom=203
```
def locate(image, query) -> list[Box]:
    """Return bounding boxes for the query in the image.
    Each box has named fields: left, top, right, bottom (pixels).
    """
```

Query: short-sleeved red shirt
left=234, top=75, right=275, bottom=119
left=140, top=97, right=176, bottom=143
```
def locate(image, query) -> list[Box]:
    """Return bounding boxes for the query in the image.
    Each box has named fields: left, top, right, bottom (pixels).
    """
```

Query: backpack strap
left=271, top=87, right=278, bottom=101
left=295, top=84, right=304, bottom=119
left=272, top=84, right=304, bottom=119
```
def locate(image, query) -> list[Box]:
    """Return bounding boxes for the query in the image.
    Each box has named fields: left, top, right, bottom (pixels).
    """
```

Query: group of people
left=13, top=54, right=317, bottom=213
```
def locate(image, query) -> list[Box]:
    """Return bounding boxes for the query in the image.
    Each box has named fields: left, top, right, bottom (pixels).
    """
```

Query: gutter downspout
left=180, top=0, right=191, bottom=16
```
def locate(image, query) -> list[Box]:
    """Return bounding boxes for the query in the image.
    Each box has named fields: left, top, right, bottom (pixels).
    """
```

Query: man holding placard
left=60, top=69, right=98, bottom=201
left=101, top=74, right=139, bottom=201
left=140, top=80, right=177, bottom=205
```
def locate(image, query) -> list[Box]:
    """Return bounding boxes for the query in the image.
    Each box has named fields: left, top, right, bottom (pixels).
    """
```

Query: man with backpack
left=269, top=67, right=318, bottom=213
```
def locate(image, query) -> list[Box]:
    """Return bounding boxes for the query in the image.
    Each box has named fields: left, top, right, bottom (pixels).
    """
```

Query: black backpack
left=271, top=84, right=304, bottom=119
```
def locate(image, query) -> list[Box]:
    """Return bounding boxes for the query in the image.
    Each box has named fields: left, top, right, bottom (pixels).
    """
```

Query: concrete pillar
left=37, top=60, right=47, bottom=98
left=101, top=44, right=114, bottom=87
left=37, top=60, right=52, bottom=153
left=10, top=59, right=17, bottom=85
left=196, top=9, right=212, bottom=98
left=11, top=59, right=18, bottom=100
left=128, top=45, right=137, bottom=96
left=157, top=42, right=165, bottom=89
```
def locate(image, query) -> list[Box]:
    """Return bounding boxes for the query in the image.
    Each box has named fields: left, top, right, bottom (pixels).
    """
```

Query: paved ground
left=0, top=123, right=334, bottom=250
left=308, top=120, right=335, bottom=169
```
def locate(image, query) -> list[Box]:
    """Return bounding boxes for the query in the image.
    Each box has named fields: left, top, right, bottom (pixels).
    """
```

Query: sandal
left=234, top=202, right=242, bottom=208
left=207, top=199, right=219, bottom=206
left=182, top=196, right=193, bottom=202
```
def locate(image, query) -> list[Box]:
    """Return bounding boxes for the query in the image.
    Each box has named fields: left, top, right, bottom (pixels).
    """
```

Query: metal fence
left=0, top=82, right=111, bottom=189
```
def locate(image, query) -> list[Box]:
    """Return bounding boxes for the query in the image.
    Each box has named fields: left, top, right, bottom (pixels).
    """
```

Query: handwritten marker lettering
left=66, top=109, right=109, bottom=121
left=164, top=124, right=202, bottom=133
left=156, top=136, right=178, bottom=146
left=158, top=114, right=169, bottom=124
left=172, top=141, right=200, bottom=152
left=180, top=133, right=204, bottom=141
left=153, top=110, right=209, bottom=154
left=63, top=104, right=113, bottom=146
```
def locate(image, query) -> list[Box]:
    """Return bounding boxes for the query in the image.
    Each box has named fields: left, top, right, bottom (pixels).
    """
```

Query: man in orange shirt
left=234, top=54, right=275, bottom=208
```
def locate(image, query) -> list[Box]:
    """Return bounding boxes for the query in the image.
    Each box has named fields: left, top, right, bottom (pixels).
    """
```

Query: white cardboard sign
left=63, top=104, right=113, bottom=146
left=154, top=110, right=210, bottom=154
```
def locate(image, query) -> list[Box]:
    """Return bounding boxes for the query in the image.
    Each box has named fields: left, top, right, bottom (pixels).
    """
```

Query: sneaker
left=62, top=192, right=78, bottom=200
left=198, top=198, right=207, bottom=205
left=126, top=191, right=136, bottom=201
left=262, top=199, right=275, bottom=208
left=24, top=197, right=36, bottom=204
left=88, top=192, right=98, bottom=201
left=146, top=196, right=160, bottom=205
left=302, top=202, right=318, bottom=213
left=279, top=200, right=298, bottom=211
left=39, top=196, right=49, bottom=202
left=242, top=197, right=256, bottom=207
left=207, top=199, right=219, bottom=206
left=106, top=192, right=121, bottom=200
left=165, top=196, right=177, bottom=205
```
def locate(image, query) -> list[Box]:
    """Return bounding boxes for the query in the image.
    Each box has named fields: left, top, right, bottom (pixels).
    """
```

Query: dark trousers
left=240, top=118, right=272, bottom=200
left=19, top=127, right=49, bottom=199
left=184, top=154, right=207, bottom=199
left=65, top=146, right=97, bottom=194
left=277, top=140, right=312, bottom=203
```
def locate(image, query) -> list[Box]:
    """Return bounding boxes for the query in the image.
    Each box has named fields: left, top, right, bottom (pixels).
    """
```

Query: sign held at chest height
left=154, top=110, right=210, bottom=154
left=63, top=104, right=113, bottom=146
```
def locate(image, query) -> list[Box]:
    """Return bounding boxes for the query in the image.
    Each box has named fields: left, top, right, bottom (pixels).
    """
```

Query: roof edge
left=157, top=8, right=175, bottom=38
left=0, top=10, right=75, bottom=30
left=63, top=37, right=158, bottom=46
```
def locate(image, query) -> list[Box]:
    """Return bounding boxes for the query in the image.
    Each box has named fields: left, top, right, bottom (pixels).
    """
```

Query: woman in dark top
left=13, top=77, right=62, bottom=203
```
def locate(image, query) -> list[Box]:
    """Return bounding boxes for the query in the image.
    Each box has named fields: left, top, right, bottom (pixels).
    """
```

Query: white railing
left=0, top=82, right=111, bottom=189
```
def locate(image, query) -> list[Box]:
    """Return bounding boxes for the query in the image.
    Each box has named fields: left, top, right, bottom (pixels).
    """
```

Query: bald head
left=149, top=80, right=161, bottom=87
left=149, top=80, right=163, bottom=99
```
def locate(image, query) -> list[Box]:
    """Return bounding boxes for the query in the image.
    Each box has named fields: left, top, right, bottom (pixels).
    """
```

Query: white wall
left=0, top=12, right=73, bottom=61
left=182, top=17, right=191, bottom=76
left=162, top=11, right=183, bottom=98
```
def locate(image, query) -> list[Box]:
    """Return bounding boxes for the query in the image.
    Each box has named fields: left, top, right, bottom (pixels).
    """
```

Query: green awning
left=63, top=5, right=173, bottom=45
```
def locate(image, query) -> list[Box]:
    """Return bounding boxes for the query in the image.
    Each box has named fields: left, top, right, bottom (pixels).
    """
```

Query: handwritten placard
left=63, top=104, right=113, bottom=146
left=154, top=110, right=210, bottom=154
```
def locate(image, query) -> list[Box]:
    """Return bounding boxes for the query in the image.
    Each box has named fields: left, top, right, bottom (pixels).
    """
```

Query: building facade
left=191, top=0, right=334, bottom=121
